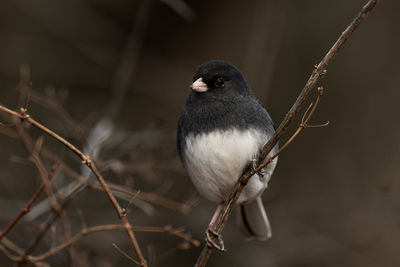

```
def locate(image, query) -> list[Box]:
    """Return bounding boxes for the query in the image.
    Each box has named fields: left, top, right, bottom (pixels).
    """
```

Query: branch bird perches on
left=194, top=0, right=379, bottom=266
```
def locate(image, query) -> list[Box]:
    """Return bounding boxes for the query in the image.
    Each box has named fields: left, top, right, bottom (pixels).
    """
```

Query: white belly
left=183, top=129, right=277, bottom=203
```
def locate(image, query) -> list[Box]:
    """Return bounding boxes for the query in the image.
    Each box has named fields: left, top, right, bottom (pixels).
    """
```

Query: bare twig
left=1, top=224, right=199, bottom=264
left=0, top=106, right=148, bottom=267
left=268, top=87, right=329, bottom=162
left=194, top=1, right=379, bottom=266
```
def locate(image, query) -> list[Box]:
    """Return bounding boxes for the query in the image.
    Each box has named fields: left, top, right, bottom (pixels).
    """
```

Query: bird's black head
left=191, top=60, right=251, bottom=97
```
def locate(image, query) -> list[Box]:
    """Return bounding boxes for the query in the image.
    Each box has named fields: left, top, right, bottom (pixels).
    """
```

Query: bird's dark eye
left=215, top=77, right=224, bottom=88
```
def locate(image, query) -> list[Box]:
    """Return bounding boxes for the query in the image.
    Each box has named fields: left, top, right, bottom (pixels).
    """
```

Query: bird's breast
left=182, top=128, right=272, bottom=203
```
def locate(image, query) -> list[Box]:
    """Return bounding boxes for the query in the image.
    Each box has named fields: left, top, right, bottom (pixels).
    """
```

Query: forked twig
left=269, top=86, right=329, bottom=162
left=195, top=1, right=379, bottom=266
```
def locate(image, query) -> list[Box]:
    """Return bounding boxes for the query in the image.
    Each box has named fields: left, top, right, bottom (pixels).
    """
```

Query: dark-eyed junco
left=177, top=60, right=278, bottom=250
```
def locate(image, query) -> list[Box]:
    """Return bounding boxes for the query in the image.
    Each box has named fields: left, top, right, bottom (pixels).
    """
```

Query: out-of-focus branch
left=1, top=224, right=199, bottom=263
left=20, top=179, right=92, bottom=261
left=0, top=167, right=58, bottom=242
left=79, top=0, right=153, bottom=174
left=152, top=242, right=193, bottom=267
left=113, top=243, right=140, bottom=265
left=13, top=118, right=61, bottom=214
left=132, top=225, right=200, bottom=247
left=69, top=0, right=154, bottom=222
left=107, top=0, right=152, bottom=118
left=0, top=106, right=148, bottom=267
left=18, top=84, right=85, bottom=143
left=160, top=0, right=197, bottom=22
left=0, top=125, right=193, bottom=215
left=195, top=0, right=379, bottom=266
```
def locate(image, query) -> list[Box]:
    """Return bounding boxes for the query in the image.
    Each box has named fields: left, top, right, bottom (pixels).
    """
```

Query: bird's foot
left=251, top=159, right=265, bottom=177
left=205, top=227, right=225, bottom=251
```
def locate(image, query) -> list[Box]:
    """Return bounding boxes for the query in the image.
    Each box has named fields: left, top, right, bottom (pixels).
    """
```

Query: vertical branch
left=194, top=0, right=379, bottom=266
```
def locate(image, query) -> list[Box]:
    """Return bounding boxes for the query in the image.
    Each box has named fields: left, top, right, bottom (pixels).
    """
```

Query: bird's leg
left=205, top=201, right=225, bottom=251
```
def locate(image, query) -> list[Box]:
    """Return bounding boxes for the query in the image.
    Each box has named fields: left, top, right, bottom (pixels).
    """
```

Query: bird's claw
left=251, top=159, right=265, bottom=177
left=205, top=227, right=225, bottom=252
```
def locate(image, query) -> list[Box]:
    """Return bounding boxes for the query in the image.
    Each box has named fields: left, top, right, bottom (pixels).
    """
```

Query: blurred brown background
left=0, top=0, right=398, bottom=266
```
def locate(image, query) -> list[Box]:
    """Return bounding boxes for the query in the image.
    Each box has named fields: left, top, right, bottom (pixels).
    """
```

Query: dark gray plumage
left=177, top=60, right=277, bottom=241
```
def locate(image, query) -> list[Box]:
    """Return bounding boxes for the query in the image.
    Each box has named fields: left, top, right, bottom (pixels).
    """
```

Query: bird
left=177, top=60, right=278, bottom=250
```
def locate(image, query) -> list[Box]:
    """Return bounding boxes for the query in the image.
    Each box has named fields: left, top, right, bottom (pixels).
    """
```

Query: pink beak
left=191, top=78, right=208, bottom=93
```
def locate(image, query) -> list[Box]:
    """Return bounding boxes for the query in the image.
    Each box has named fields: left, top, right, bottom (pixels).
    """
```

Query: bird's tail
left=237, top=196, right=272, bottom=240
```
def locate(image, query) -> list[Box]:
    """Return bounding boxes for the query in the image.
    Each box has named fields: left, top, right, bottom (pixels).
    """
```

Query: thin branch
left=1, top=224, right=199, bottom=264
left=194, top=0, right=379, bottom=266
left=269, top=87, right=329, bottom=161
left=0, top=238, right=47, bottom=267
left=28, top=224, right=125, bottom=262
left=0, top=106, right=148, bottom=267
left=2, top=237, right=25, bottom=256
left=0, top=244, right=20, bottom=262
